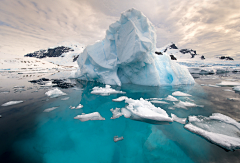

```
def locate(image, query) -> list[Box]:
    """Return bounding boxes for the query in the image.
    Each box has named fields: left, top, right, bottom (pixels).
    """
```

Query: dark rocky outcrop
left=201, top=55, right=205, bottom=60
left=179, top=49, right=198, bottom=58
left=170, top=55, right=177, bottom=60
left=219, top=56, right=234, bottom=60
left=155, top=51, right=163, bottom=55
left=25, top=46, right=74, bottom=58
left=73, top=55, right=79, bottom=62
left=29, top=78, right=75, bottom=89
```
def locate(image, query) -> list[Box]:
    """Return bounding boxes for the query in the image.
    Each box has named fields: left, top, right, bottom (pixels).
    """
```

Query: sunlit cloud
left=0, top=0, right=239, bottom=59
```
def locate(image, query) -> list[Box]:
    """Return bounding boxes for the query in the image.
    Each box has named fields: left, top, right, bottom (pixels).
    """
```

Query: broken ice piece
left=112, top=96, right=128, bottom=102
left=114, top=136, right=124, bottom=142
left=61, top=97, right=69, bottom=100
left=45, top=88, right=67, bottom=98
left=91, top=85, right=125, bottom=96
left=1, top=101, right=23, bottom=106
left=110, top=108, right=123, bottom=119
left=150, top=101, right=169, bottom=104
left=74, top=112, right=105, bottom=122
left=165, top=95, right=178, bottom=101
left=76, top=104, right=83, bottom=109
left=172, top=91, right=191, bottom=97
left=171, top=113, right=186, bottom=124
left=43, top=107, right=58, bottom=112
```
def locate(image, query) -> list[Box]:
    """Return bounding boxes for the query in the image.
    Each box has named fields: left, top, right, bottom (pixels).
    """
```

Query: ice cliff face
left=76, top=8, right=194, bottom=86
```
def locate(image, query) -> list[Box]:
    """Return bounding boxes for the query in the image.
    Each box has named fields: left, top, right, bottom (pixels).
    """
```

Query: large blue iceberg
left=76, top=8, right=194, bottom=86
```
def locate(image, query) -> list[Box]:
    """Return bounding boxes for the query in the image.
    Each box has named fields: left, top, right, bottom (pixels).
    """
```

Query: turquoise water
left=1, top=78, right=240, bottom=163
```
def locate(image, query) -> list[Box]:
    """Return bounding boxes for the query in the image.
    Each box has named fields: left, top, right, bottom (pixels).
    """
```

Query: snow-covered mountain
left=156, top=42, right=205, bottom=61
left=24, top=42, right=85, bottom=67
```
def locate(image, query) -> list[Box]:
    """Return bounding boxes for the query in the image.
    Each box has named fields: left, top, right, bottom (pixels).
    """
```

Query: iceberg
left=45, top=88, right=67, bottom=98
left=74, top=112, right=105, bottom=122
left=76, top=8, right=194, bottom=86
left=1, top=101, right=23, bottom=106
left=91, top=85, right=125, bottom=96
left=112, top=96, right=128, bottom=102
left=184, top=113, right=240, bottom=151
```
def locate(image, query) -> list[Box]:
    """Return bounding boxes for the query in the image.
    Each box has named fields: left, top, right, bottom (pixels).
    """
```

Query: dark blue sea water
left=1, top=72, right=240, bottom=163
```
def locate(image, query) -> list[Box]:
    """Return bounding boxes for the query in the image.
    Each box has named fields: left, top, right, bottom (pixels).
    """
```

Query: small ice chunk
left=123, top=98, right=173, bottom=124
left=217, top=81, right=240, bottom=87
left=172, top=91, right=191, bottom=97
left=13, top=86, right=25, bottom=88
left=112, top=96, right=128, bottom=102
left=61, top=97, right=69, bottom=100
left=74, top=112, right=105, bottom=122
left=70, top=106, right=76, bottom=109
left=91, top=85, right=125, bottom=96
left=208, top=84, right=220, bottom=88
left=43, top=107, right=58, bottom=112
left=184, top=113, right=240, bottom=151
left=114, top=136, right=124, bottom=142
left=150, top=101, right=169, bottom=104
left=223, top=89, right=234, bottom=92
left=45, top=88, right=67, bottom=98
left=233, top=86, right=240, bottom=92
left=0, top=115, right=2, bottom=118
left=171, top=113, right=186, bottom=124
left=227, top=98, right=240, bottom=101
left=110, top=108, right=123, bottom=119
left=149, top=98, right=163, bottom=101
left=1, top=101, right=23, bottom=106
left=165, top=95, right=178, bottom=101
left=76, top=104, right=83, bottom=109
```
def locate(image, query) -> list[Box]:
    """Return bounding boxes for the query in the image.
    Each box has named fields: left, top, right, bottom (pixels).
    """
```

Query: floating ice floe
left=121, top=97, right=173, bottom=124
left=172, top=101, right=203, bottom=110
left=13, top=86, right=25, bottom=88
left=61, top=97, right=69, bottom=100
left=149, top=98, right=163, bottom=101
left=188, top=67, right=215, bottom=75
left=208, top=84, right=221, bottom=88
left=43, top=107, right=58, bottom=112
left=171, top=113, right=186, bottom=124
left=227, top=98, right=240, bottom=101
left=112, top=96, right=128, bottom=102
left=217, top=81, right=240, bottom=87
left=91, top=85, right=125, bottom=96
left=184, top=113, right=240, bottom=151
left=114, top=136, right=124, bottom=142
left=45, top=88, right=67, bottom=98
left=1, top=101, right=23, bottom=106
left=172, top=91, right=191, bottom=97
left=150, top=101, right=169, bottom=104
left=74, top=112, right=105, bottom=122
left=223, top=89, right=234, bottom=92
left=110, top=108, right=123, bottom=119
left=165, top=95, right=178, bottom=101
left=75, top=8, right=194, bottom=86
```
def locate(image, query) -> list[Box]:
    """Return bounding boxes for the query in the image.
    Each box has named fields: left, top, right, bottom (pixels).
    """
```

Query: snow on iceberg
left=1, top=101, right=23, bottom=106
left=74, top=112, right=105, bottom=122
left=184, top=113, right=240, bottom=151
left=121, top=97, right=173, bottom=124
left=45, top=88, right=67, bottom=98
left=91, top=85, right=125, bottom=96
left=75, top=8, right=194, bottom=86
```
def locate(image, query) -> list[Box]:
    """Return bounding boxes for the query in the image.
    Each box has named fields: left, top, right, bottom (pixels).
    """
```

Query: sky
left=0, top=0, right=239, bottom=59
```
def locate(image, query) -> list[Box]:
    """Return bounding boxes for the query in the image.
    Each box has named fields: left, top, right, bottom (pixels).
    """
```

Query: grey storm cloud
left=0, top=0, right=239, bottom=59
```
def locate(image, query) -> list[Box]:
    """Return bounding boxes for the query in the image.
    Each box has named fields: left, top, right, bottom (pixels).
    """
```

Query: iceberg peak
left=76, top=9, right=194, bottom=86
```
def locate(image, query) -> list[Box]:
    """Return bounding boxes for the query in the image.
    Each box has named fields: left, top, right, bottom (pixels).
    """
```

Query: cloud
left=0, top=0, right=239, bottom=59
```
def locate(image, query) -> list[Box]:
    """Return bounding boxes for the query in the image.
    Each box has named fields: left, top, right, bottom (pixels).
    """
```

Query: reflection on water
left=1, top=72, right=240, bottom=163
